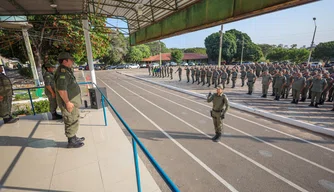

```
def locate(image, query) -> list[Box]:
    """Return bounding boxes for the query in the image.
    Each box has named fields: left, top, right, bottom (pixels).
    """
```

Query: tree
left=313, top=41, right=334, bottom=63
left=137, top=44, right=151, bottom=59
left=291, top=44, right=298, bottom=49
left=171, top=50, right=184, bottom=64
left=101, top=32, right=127, bottom=65
left=258, top=44, right=274, bottom=58
left=126, top=46, right=143, bottom=63
left=242, top=43, right=263, bottom=62
left=267, top=48, right=289, bottom=62
left=145, top=41, right=169, bottom=56
left=288, top=48, right=309, bottom=64
left=204, top=32, right=237, bottom=63
left=184, top=47, right=207, bottom=55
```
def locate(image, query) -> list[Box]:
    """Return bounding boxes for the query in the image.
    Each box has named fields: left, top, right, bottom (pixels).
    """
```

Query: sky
left=108, top=0, right=334, bottom=49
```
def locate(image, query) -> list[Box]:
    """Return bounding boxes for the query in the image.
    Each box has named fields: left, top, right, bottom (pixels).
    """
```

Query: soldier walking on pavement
left=261, top=70, right=272, bottom=98
left=309, top=74, right=327, bottom=108
left=175, top=66, right=182, bottom=81
left=186, top=66, right=190, bottom=83
left=167, top=66, right=170, bottom=77
left=246, top=69, right=257, bottom=95
left=274, top=71, right=286, bottom=101
left=191, top=67, right=195, bottom=84
left=231, top=68, right=238, bottom=88
left=291, top=72, right=306, bottom=104
left=207, top=84, right=229, bottom=142
left=55, top=52, right=85, bottom=148
left=226, top=67, right=231, bottom=85
left=0, top=65, right=19, bottom=124
left=301, top=71, right=312, bottom=101
left=164, top=65, right=167, bottom=77
left=43, top=63, right=62, bottom=120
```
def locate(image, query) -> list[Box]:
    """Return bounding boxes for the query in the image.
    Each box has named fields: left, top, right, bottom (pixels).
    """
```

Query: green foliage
left=145, top=41, right=169, bottom=56
left=288, top=48, right=309, bottom=64
left=126, top=46, right=143, bottom=63
left=137, top=44, right=151, bottom=59
left=14, top=89, right=45, bottom=101
left=267, top=48, right=289, bottom=62
left=184, top=47, right=207, bottom=55
left=19, top=67, right=33, bottom=78
left=12, top=100, right=50, bottom=116
left=101, top=33, right=127, bottom=65
left=313, top=41, right=334, bottom=63
left=258, top=44, right=275, bottom=58
left=171, top=50, right=184, bottom=63
left=242, top=43, right=263, bottom=62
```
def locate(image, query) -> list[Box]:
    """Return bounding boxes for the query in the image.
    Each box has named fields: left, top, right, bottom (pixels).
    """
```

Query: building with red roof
left=142, top=53, right=208, bottom=64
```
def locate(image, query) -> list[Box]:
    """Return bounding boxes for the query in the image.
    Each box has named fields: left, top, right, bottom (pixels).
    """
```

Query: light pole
left=159, top=40, right=162, bottom=67
left=307, top=17, right=317, bottom=65
left=240, top=37, right=245, bottom=65
left=218, top=24, right=224, bottom=68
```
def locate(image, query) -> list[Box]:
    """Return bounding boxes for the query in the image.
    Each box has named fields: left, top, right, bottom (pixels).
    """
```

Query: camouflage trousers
left=46, top=93, right=58, bottom=114
left=211, top=111, right=223, bottom=134
left=221, top=79, right=226, bottom=89
left=60, top=106, right=80, bottom=138
left=0, top=96, right=12, bottom=118
left=247, top=81, right=255, bottom=93
left=292, top=89, right=301, bottom=100
left=262, top=84, right=269, bottom=95
left=311, top=92, right=322, bottom=103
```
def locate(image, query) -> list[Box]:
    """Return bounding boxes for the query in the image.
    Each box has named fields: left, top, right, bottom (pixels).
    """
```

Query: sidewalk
left=120, top=68, right=334, bottom=136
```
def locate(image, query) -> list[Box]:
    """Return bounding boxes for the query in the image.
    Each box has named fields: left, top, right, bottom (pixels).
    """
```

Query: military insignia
left=60, top=76, right=65, bottom=79
left=61, top=68, right=66, bottom=72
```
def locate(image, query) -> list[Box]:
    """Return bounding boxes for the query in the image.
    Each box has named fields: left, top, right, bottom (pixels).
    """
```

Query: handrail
left=13, top=86, right=45, bottom=115
left=14, top=82, right=180, bottom=192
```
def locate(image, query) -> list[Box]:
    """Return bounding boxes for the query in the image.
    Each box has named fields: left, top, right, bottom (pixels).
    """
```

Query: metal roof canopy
left=0, top=0, right=318, bottom=45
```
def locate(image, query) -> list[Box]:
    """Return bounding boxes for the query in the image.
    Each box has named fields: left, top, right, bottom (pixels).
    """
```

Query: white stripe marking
left=133, top=79, right=334, bottom=153
left=98, top=78, right=239, bottom=192
left=124, top=80, right=334, bottom=175
left=112, top=80, right=308, bottom=192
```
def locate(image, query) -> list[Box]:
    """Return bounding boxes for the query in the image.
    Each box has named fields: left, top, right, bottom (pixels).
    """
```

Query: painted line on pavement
left=98, top=78, right=239, bottom=192
left=113, top=80, right=308, bottom=192
left=131, top=77, right=334, bottom=153
left=123, top=80, right=334, bottom=175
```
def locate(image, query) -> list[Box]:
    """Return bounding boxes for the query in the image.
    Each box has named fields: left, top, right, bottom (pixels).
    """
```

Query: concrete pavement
left=93, top=70, right=334, bottom=192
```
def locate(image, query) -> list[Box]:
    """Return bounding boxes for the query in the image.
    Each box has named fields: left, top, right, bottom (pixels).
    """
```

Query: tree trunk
left=34, top=49, right=44, bottom=83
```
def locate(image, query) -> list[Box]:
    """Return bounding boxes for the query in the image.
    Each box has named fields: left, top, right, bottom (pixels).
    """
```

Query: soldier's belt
left=212, top=109, right=223, bottom=113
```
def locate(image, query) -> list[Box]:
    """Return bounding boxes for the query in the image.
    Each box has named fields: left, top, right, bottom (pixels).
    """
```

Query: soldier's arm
left=223, top=96, right=230, bottom=114
left=207, top=93, right=214, bottom=103
left=44, top=75, right=55, bottom=96
left=56, top=73, right=70, bottom=104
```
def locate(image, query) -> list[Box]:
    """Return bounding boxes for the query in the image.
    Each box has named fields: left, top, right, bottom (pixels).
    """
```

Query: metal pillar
left=82, top=19, right=97, bottom=85
left=307, top=18, right=317, bottom=65
left=240, top=37, right=244, bottom=65
left=218, top=24, right=223, bottom=68
left=22, top=28, right=40, bottom=86
left=159, top=40, right=162, bottom=66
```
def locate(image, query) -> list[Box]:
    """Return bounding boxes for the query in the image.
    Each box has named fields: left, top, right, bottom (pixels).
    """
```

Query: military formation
left=148, top=63, right=334, bottom=111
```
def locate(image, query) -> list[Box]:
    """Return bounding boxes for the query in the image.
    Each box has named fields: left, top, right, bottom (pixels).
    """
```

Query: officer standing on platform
left=207, top=84, right=229, bottom=142
left=0, top=65, right=19, bottom=124
left=55, top=52, right=85, bottom=148
left=43, top=63, right=62, bottom=120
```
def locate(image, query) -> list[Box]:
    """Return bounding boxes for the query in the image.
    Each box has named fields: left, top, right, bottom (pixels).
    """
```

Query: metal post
left=307, top=17, right=317, bottom=65
left=101, top=96, right=108, bottom=126
left=218, top=24, right=224, bottom=68
left=22, top=28, right=40, bottom=86
left=159, top=40, right=162, bottom=67
left=27, top=89, right=36, bottom=115
left=82, top=19, right=97, bottom=86
left=240, top=37, right=244, bottom=65
left=132, top=138, right=142, bottom=192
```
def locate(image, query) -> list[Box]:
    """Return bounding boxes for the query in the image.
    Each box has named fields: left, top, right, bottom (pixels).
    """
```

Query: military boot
left=309, top=102, right=314, bottom=107
left=271, top=93, right=275, bottom=96
left=3, top=116, right=19, bottom=124
left=52, top=113, right=63, bottom=120
left=74, top=135, right=85, bottom=142
left=315, top=103, right=319, bottom=108
left=276, top=96, right=280, bottom=101
left=67, top=136, right=84, bottom=148
left=263, top=94, right=267, bottom=98
left=291, top=99, right=296, bottom=103
left=213, top=133, right=222, bottom=142
left=331, top=108, right=334, bottom=111
left=295, top=100, right=299, bottom=104
left=300, top=97, right=306, bottom=102
left=211, top=132, right=219, bottom=141
left=285, top=94, right=288, bottom=99
left=261, top=94, right=265, bottom=98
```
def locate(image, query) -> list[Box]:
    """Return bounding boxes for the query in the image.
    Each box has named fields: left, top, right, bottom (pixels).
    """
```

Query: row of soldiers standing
left=147, top=63, right=334, bottom=111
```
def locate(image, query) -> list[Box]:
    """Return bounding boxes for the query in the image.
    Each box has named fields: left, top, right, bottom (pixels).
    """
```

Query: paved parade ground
left=90, top=69, right=334, bottom=192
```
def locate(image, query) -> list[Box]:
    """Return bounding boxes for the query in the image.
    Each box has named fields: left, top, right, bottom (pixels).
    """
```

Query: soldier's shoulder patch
left=60, top=76, right=66, bottom=79
left=61, top=68, right=66, bottom=73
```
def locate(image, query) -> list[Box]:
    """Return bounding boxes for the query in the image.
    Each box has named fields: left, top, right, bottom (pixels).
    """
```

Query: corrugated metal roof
left=0, top=0, right=199, bottom=33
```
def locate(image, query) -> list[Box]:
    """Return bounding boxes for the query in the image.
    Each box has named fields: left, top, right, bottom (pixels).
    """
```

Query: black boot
left=300, top=97, right=306, bottom=102
left=67, top=136, right=84, bottom=148
left=211, top=133, right=219, bottom=141
left=309, top=102, right=314, bottom=107
left=52, top=113, right=63, bottom=120
left=271, top=93, right=275, bottom=96
left=331, top=108, right=334, bottom=111
left=285, top=95, right=288, bottom=99
left=3, top=116, right=19, bottom=124
left=250, top=91, right=252, bottom=95
left=263, top=94, right=267, bottom=98
left=261, top=94, right=265, bottom=98
left=315, top=103, right=319, bottom=108
left=291, top=99, right=296, bottom=104
left=295, top=100, right=299, bottom=104
left=213, top=133, right=222, bottom=142
left=277, top=96, right=280, bottom=101
left=75, top=135, right=85, bottom=142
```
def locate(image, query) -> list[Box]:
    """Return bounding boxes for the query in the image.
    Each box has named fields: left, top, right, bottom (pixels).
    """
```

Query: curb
left=121, top=72, right=334, bottom=137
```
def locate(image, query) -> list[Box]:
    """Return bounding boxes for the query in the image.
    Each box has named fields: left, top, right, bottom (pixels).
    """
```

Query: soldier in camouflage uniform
left=190, top=67, right=195, bottom=84
left=246, top=69, right=257, bottom=95
left=231, top=68, right=238, bottom=88
left=196, top=67, right=201, bottom=84
left=240, top=68, right=247, bottom=87
left=320, top=73, right=333, bottom=104
left=201, top=67, right=206, bottom=86
left=186, top=66, right=190, bottom=83
left=309, top=74, right=327, bottom=108
left=283, top=70, right=292, bottom=99
left=212, top=68, right=220, bottom=88
left=291, top=72, right=306, bottom=104
left=55, top=52, right=85, bottom=148
left=271, top=70, right=279, bottom=96
left=274, top=71, right=286, bottom=101
left=0, top=65, right=19, bottom=124
left=301, top=71, right=312, bottom=101
left=207, top=84, right=229, bottom=142
left=261, top=70, right=272, bottom=98
left=255, top=63, right=262, bottom=77
left=170, top=67, right=173, bottom=80
left=207, top=68, right=212, bottom=87
left=220, top=69, right=228, bottom=89
left=43, top=63, right=62, bottom=120
left=226, top=67, right=231, bottom=85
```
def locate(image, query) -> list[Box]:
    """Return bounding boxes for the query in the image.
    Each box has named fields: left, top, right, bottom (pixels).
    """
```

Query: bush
left=19, top=67, right=33, bottom=78
left=12, top=100, right=50, bottom=116
left=13, top=89, right=46, bottom=101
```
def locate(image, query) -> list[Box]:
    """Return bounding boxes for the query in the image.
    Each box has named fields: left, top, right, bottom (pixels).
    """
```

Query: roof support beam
left=7, top=0, right=29, bottom=14
left=175, top=0, right=178, bottom=10
left=149, top=0, right=155, bottom=22
left=89, top=0, right=174, bottom=11
left=49, top=0, right=59, bottom=14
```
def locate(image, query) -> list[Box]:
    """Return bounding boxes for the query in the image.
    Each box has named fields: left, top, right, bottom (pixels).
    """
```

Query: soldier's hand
left=0, top=95, right=3, bottom=101
left=66, top=102, right=75, bottom=113
left=220, top=114, right=225, bottom=119
left=208, top=92, right=212, bottom=97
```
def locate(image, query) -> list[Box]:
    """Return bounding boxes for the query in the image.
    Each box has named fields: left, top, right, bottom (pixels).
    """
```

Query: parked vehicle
left=188, top=62, right=196, bottom=66
left=106, top=65, right=117, bottom=70
left=324, top=61, right=334, bottom=68
left=140, top=63, right=147, bottom=68
left=129, top=64, right=140, bottom=69
left=310, top=62, right=323, bottom=67
left=78, top=66, right=85, bottom=70
left=116, top=64, right=126, bottom=69
left=181, top=62, right=188, bottom=66
left=94, top=64, right=101, bottom=70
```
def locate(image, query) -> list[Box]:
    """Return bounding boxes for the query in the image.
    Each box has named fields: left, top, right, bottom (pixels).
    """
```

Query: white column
left=82, top=19, right=96, bottom=85
left=22, top=28, right=40, bottom=86
left=218, top=24, right=224, bottom=68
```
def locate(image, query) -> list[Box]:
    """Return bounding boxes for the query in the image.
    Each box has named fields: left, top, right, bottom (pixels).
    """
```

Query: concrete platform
left=0, top=108, right=161, bottom=192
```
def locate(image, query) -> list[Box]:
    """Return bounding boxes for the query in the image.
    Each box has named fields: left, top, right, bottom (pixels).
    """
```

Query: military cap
left=44, top=63, right=56, bottom=68
left=217, top=84, right=224, bottom=90
left=58, top=52, right=74, bottom=60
